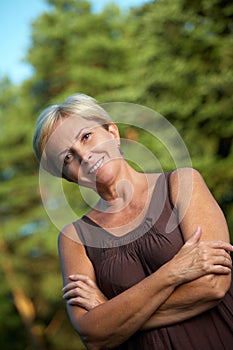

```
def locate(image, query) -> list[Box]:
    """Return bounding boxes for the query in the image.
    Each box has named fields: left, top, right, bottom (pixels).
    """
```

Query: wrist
left=161, top=260, right=183, bottom=288
left=156, top=262, right=180, bottom=289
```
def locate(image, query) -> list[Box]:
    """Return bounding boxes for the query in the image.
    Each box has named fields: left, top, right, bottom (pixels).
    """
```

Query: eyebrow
left=57, top=127, right=89, bottom=159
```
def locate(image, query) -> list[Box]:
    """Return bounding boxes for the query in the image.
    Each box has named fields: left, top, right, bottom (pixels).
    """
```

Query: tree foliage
left=25, top=0, right=129, bottom=108
left=0, top=0, right=232, bottom=348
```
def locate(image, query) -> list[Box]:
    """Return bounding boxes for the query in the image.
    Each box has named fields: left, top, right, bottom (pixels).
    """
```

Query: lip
left=88, top=157, right=104, bottom=174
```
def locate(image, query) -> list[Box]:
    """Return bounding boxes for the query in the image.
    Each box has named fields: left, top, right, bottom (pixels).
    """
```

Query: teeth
left=89, top=159, right=103, bottom=174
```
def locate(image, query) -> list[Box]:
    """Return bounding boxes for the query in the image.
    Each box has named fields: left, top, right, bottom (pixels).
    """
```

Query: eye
left=63, top=153, right=73, bottom=165
left=81, top=132, right=91, bottom=142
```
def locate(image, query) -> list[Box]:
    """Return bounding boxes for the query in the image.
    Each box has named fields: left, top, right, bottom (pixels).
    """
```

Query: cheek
left=108, top=146, right=122, bottom=162
left=101, top=139, right=120, bottom=158
left=62, top=161, right=80, bottom=181
left=93, top=132, right=117, bottom=151
left=98, top=158, right=121, bottom=181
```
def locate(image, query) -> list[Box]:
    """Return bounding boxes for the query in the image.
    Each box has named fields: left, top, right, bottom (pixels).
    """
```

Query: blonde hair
left=33, top=93, right=112, bottom=174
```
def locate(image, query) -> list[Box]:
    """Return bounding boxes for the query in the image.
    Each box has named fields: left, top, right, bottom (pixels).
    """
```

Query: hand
left=169, top=227, right=233, bottom=286
left=62, top=274, right=108, bottom=309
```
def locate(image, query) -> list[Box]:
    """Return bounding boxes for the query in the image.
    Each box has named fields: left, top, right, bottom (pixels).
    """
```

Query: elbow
left=205, top=274, right=231, bottom=301
left=70, top=324, right=106, bottom=350
left=80, top=335, right=115, bottom=350
left=83, top=340, right=111, bottom=350
left=79, top=333, right=110, bottom=350
left=212, top=284, right=229, bottom=301
left=68, top=307, right=126, bottom=349
left=71, top=328, right=109, bottom=350
left=80, top=328, right=122, bottom=350
left=72, top=320, right=116, bottom=350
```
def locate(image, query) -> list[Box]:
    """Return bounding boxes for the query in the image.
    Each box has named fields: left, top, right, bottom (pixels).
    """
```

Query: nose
left=81, top=151, right=92, bottom=163
left=72, top=142, right=92, bottom=163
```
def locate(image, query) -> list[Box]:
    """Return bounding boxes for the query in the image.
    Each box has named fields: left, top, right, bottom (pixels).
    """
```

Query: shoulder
left=58, top=222, right=83, bottom=247
left=169, top=167, right=203, bottom=183
left=169, top=167, right=205, bottom=188
left=58, top=223, right=97, bottom=285
left=168, top=168, right=209, bottom=207
left=169, top=169, right=229, bottom=243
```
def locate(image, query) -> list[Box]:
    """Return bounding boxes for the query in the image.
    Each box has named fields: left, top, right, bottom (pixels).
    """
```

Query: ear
left=107, top=123, right=120, bottom=143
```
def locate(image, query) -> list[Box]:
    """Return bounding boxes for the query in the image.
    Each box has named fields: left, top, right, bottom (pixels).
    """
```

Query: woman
left=33, top=93, right=233, bottom=350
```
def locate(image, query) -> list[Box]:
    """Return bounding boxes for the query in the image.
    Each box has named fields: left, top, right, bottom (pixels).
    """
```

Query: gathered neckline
left=81, top=173, right=168, bottom=239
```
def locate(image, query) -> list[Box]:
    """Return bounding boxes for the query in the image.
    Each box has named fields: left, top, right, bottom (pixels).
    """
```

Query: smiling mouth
left=89, top=158, right=104, bottom=174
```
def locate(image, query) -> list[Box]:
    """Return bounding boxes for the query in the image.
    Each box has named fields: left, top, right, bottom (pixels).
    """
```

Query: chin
left=95, top=166, right=117, bottom=186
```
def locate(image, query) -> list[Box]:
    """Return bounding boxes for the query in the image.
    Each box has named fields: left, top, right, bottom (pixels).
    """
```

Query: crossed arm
left=59, top=169, right=233, bottom=349
left=142, top=168, right=232, bottom=328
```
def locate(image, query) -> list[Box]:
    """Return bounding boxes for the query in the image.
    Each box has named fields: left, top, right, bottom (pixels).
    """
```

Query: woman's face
left=45, top=116, right=122, bottom=190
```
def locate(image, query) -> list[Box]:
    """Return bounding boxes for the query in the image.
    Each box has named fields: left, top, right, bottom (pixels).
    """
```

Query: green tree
left=123, top=0, right=233, bottom=234
left=25, top=0, right=129, bottom=108
left=0, top=1, right=131, bottom=348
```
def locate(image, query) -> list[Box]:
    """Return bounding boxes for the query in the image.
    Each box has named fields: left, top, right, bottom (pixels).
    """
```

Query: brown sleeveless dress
left=73, top=173, right=233, bottom=349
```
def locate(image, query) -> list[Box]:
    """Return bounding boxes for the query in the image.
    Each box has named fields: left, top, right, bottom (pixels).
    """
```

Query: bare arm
left=59, top=222, right=232, bottom=349
left=59, top=230, right=175, bottom=350
left=142, top=168, right=232, bottom=329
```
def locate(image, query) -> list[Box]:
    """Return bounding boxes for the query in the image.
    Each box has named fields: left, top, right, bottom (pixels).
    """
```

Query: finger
left=194, top=247, right=232, bottom=269
left=209, top=241, right=233, bottom=252
left=69, top=274, right=90, bottom=281
left=67, top=296, right=87, bottom=307
left=62, top=280, right=92, bottom=293
left=218, top=254, right=232, bottom=268
left=63, top=283, right=92, bottom=299
left=63, top=279, right=98, bottom=299
left=212, top=249, right=232, bottom=262
left=68, top=274, right=98, bottom=288
left=63, top=287, right=79, bottom=299
left=62, top=281, right=80, bottom=293
left=197, top=251, right=232, bottom=273
left=211, top=256, right=232, bottom=269
left=63, top=287, right=89, bottom=300
left=68, top=274, right=98, bottom=290
left=72, top=280, right=95, bottom=292
left=201, top=246, right=232, bottom=260
left=67, top=296, right=95, bottom=310
left=185, top=227, right=202, bottom=246
left=207, top=265, right=232, bottom=275
left=62, top=274, right=93, bottom=292
left=84, top=277, right=98, bottom=288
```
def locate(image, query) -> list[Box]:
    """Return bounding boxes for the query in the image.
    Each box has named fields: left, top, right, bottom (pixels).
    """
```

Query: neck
left=95, top=164, right=149, bottom=213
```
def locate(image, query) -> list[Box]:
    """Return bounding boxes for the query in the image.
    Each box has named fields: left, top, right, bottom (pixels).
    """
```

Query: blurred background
left=0, top=0, right=232, bottom=349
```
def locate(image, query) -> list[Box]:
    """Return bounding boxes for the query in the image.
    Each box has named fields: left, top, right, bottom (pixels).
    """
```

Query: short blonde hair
left=33, top=93, right=112, bottom=168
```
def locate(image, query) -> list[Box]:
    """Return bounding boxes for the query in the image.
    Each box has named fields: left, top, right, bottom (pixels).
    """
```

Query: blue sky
left=0, top=0, right=151, bottom=85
